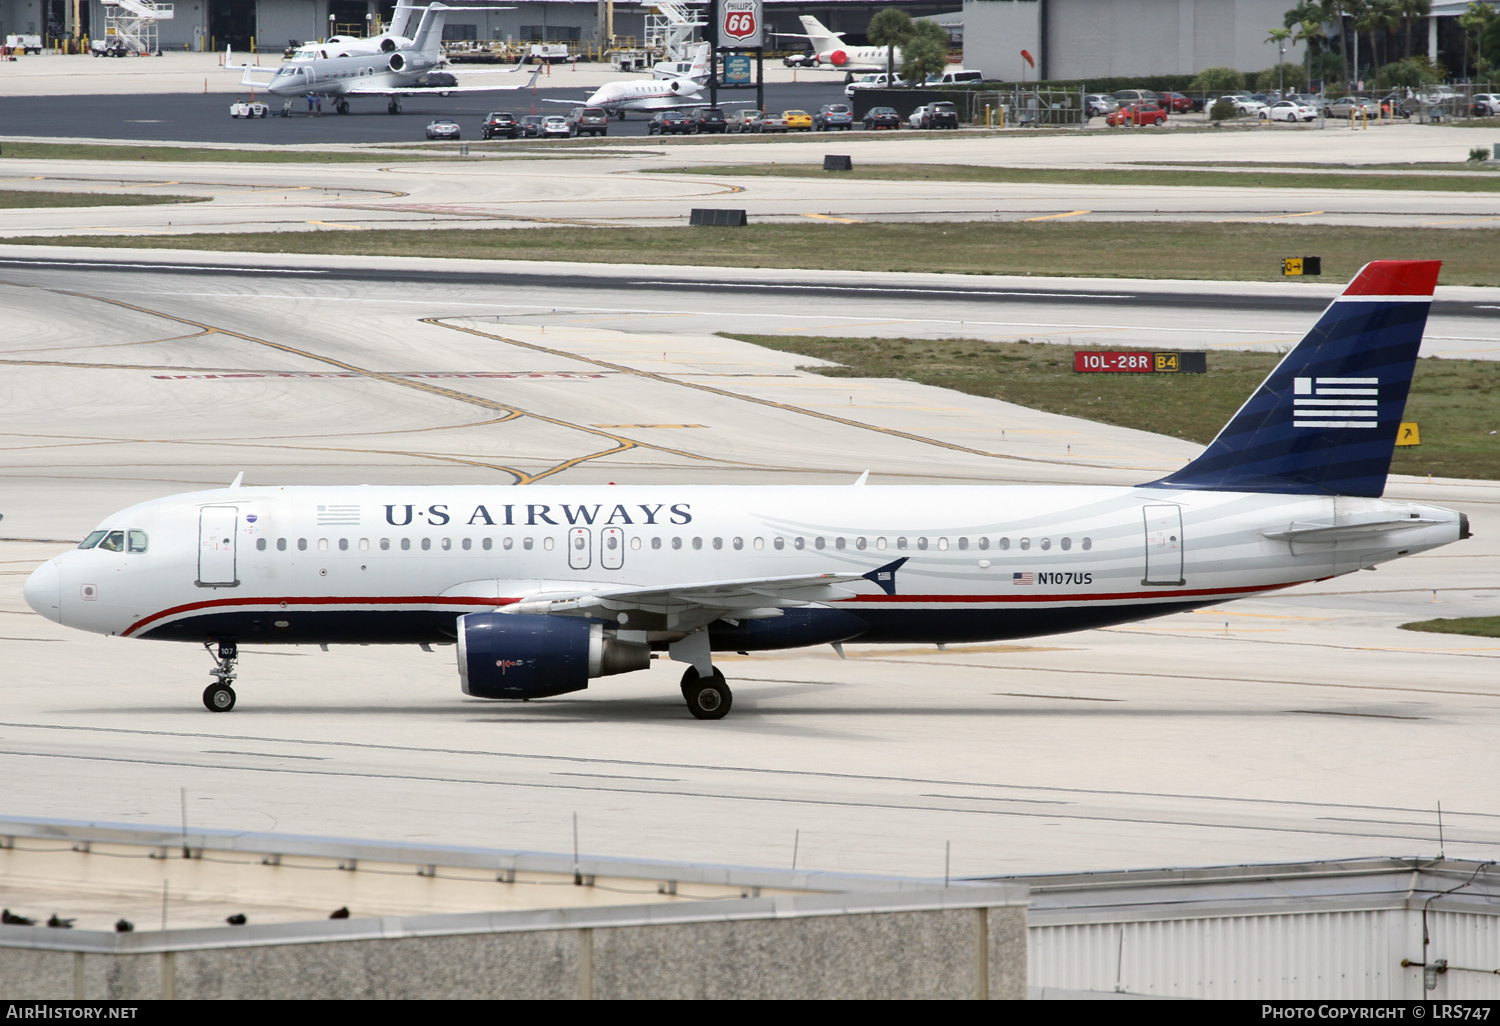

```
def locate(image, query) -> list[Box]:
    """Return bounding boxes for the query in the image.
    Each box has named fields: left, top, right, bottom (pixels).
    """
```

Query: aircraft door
left=601, top=527, right=624, bottom=569
left=568, top=528, right=592, bottom=570
left=1142, top=504, right=1184, bottom=586
left=197, top=506, right=240, bottom=588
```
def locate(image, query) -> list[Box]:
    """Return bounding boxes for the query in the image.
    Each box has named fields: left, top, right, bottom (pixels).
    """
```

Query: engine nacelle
left=708, top=607, right=868, bottom=652
left=458, top=613, right=650, bottom=699
left=389, top=52, right=406, bottom=72
left=826, top=49, right=848, bottom=66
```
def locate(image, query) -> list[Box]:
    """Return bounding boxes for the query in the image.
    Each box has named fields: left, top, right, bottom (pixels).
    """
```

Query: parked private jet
left=793, top=15, right=902, bottom=73
left=544, top=43, right=728, bottom=118
left=231, top=2, right=534, bottom=114
left=24, top=262, right=1468, bottom=720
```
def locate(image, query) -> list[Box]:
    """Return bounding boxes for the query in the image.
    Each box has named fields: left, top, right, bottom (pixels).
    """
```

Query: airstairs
left=644, top=2, right=702, bottom=61
left=101, top=0, right=174, bottom=55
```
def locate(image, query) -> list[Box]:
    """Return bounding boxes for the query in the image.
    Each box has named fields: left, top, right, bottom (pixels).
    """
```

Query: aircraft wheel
left=203, top=683, right=236, bottom=712
left=681, top=668, right=731, bottom=720
left=337, top=100, right=350, bottom=115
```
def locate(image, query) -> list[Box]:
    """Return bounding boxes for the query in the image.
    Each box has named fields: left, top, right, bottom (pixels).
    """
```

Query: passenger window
left=257, top=538, right=267, bottom=551
left=815, top=537, right=825, bottom=550
left=672, top=537, right=682, bottom=550
left=1061, top=537, right=1072, bottom=551
left=421, top=538, right=432, bottom=551
left=1020, top=538, right=1031, bottom=550
left=999, top=538, right=1010, bottom=551
left=79, top=531, right=106, bottom=550
left=339, top=538, right=349, bottom=551
left=98, top=531, right=125, bottom=552
left=897, top=537, right=908, bottom=550
left=938, top=538, right=949, bottom=551
left=442, top=538, right=452, bottom=551
left=978, top=537, right=989, bottom=550
left=712, top=537, right=722, bottom=550
left=573, top=535, right=586, bottom=550
left=794, top=537, right=805, bottom=550
left=630, top=537, right=641, bottom=550
left=836, top=538, right=846, bottom=550
left=278, top=538, right=287, bottom=552
left=379, top=539, right=389, bottom=551
left=401, top=538, right=411, bottom=551
left=523, top=538, right=534, bottom=550
left=543, top=537, right=554, bottom=551
left=1040, top=538, right=1051, bottom=551
left=733, top=537, right=743, bottom=550
left=753, top=538, right=764, bottom=550
left=482, top=538, right=492, bottom=551
left=957, top=538, right=968, bottom=550
left=298, top=539, right=308, bottom=551
left=360, top=539, right=370, bottom=551
left=504, top=537, right=514, bottom=550
left=462, top=538, right=471, bottom=551
left=855, top=537, right=866, bottom=550
left=917, top=538, right=928, bottom=551
left=128, top=530, right=148, bottom=553
left=876, top=537, right=887, bottom=551
left=1082, top=538, right=1093, bottom=551
left=652, top=537, right=662, bottom=550
left=774, top=537, right=785, bottom=550
left=318, top=539, right=329, bottom=552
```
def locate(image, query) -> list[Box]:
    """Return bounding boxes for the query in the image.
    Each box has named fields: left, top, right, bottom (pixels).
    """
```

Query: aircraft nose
left=23, top=559, right=62, bottom=625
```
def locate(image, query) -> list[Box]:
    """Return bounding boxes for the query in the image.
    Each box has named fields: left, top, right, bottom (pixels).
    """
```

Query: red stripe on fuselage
left=123, top=594, right=516, bottom=637
left=837, top=580, right=1308, bottom=604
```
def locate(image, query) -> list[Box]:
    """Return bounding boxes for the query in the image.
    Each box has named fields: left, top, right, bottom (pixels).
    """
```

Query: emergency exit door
left=1142, top=504, right=1185, bottom=586
left=568, top=528, right=592, bottom=570
left=197, top=506, right=239, bottom=587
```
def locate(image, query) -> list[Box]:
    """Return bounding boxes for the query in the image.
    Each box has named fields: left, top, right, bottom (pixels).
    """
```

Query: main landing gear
left=681, top=665, right=732, bottom=720
left=202, top=640, right=238, bottom=712
left=387, top=99, right=402, bottom=115
left=336, top=99, right=350, bottom=115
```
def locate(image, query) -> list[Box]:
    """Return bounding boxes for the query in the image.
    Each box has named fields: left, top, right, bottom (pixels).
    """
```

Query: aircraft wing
left=509, top=559, right=908, bottom=631
left=345, top=69, right=541, bottom=98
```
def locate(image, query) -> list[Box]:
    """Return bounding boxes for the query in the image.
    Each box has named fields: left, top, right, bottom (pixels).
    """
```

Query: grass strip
left=6, top=221, right=1497, bottom=286
left=721, top=333, right=1500, bottom=481
left=1399, top=616, right=1500, bottom=637
left=0, top=142, right=434, bottom=163
left=0, top=190, right=206, bottom=208
left=667, top=162, right=1500, bottom=192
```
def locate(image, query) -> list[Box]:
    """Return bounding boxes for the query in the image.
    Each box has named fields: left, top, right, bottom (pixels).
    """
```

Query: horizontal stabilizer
left=1147, top=260, right=1439, bottom=498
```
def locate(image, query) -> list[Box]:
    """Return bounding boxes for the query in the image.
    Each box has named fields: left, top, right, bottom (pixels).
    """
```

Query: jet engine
left=669, top=80, right=683, bottom=92
left=381, top=38, right=397, bottom=53
left=827, top=49, right=847, bottom=65
left=389, top=53, right=406, bottom=71
left=457, top=613, right=650, bottom=699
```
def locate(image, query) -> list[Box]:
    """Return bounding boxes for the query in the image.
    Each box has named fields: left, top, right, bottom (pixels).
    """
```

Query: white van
left=925, top=68, right=985, bottom=86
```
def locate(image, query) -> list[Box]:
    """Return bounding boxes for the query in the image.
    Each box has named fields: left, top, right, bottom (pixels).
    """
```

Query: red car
left=1106, top=103, right=1168, bottom=126
left=1157, top=91, right=1193, bottom=113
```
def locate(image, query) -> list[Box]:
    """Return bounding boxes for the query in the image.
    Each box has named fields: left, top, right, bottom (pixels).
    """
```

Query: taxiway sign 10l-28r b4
left=23, top=262, right=1469, bottom=720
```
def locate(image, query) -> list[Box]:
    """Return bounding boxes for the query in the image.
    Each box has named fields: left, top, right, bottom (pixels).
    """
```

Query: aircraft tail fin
left=1146, top=260, right=1439, bottom=498
left=798, top=15, right=843, bottom=52
left=687, top=41, right=711, bottom=80
left=410, top=2, right=450, bottom=55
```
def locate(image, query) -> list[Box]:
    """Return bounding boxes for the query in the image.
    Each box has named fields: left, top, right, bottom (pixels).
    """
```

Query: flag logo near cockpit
left=1292, top=376, right=1379, bottom=429
left=1012, top=572, right=1035, bottom=586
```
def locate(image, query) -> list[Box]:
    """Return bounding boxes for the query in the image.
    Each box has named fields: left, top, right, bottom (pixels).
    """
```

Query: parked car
left=413, top=71, right=458, bottom=95
left=814, top=103, right=854, bottom=130
left=913, top=101, right=960, bottom=129
left=863, top=106, right=902, bottom=130
left=693, top=107, right=728, bottom=133
left=781, top=109, right=814, bottom=131
left=1084, top=94, right=1119, bottom=118
left=783, top=52, right=818, bottom=68
left=1225, top=93, right=1269, bottom=116
left=425, top=119, right=461, bottom=140
left=540, top=115, right=571, bottom=138
left=1157, top=91, right=1193, bottom=113
left=727, top=109, right=764, bottom=133
left=566, top=106, right=610, bottom=137
left=1326, top=95, right=1382, bottom=118
left=518, top=115, right=546, bottom=138
left=1111, top=89, right=1159, bottom=104
left=229, top=101, right=269, bottom=119
left=1106, top=103, right=1167, bottom=126
left=481, top=111, right=519, bottom=139
left=1471, top=93, right=1500, bottom=116
left=923, top=68, right=985, bottom=86
left=647, top=109, right=695, bottom=135
left=1262, top=99, right=1317, bottom=122
left=760, top=111, right=790, bottom=132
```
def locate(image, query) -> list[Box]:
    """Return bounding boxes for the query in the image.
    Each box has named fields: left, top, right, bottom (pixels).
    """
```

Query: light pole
left=366, top=12, right=373, bottom=39
left=328, top=13, right=336, bottom=41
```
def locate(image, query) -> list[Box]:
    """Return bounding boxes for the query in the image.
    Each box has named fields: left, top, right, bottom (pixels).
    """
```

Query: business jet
left=230, top=2, right=534, bottom=115
left=544, top=43, right=734, bottom=119
left=793, top=15, right=901, bottom=73
left=23, top=262, right=1469, bottom=721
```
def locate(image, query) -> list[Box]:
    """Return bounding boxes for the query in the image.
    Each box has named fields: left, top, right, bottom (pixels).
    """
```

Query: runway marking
left=591, top=424, right=706, bottom=428
left=1021, top=210, right=1090, bottom=222
left=1416, top=216, right=1500, bottom=226
left=800, top=213, right=864, bottom=224
left=1216, top=210, right=1325, bottom=222
left=305, top=220, right=369, bottom=230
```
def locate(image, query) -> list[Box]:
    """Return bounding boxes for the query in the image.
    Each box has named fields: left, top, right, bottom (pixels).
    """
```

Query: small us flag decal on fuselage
left=1012, top=572, right=1035, bottom=585
left=1293, top=376, right=1378, bottom=429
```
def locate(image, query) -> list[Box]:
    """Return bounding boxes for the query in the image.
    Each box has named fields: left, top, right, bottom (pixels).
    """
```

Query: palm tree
left=1397, top=0, right=1431, bottom=60
left=1266, top=26, right=1292, bottom=93
left=1294, top=17, right=1327, bottom=90
left=1321, top=0, right=1353, bottom=89
left=867, top=8, right=914, bottom=88
left=900, top=20, right=949, bottom=87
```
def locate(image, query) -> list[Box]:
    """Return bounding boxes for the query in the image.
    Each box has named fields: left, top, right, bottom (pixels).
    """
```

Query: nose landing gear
left=202, top=641, right=238, bottom=712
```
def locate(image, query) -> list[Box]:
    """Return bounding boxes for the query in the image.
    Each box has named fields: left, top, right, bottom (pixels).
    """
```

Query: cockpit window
left=79, top=530, right=106, bottom=550
left=128, top=530, right=149, bottom=553
left=97, top=530, right=126, bottom=552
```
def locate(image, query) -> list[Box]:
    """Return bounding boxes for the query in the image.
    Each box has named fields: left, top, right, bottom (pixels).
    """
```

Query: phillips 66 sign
left=721, top=0, right=763, bottom=47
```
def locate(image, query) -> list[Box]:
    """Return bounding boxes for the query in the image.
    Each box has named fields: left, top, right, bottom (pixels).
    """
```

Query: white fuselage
left=265, top=50, right=441, bottom=98
left=584, top=76, right=704, bottom=112
left=25, top=484, right=1464, bottom=648
left=817, top=45, right=901, bottom=73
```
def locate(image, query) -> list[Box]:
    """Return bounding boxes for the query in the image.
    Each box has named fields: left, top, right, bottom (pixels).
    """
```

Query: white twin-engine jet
left=24, top=262, right=1470, bottom=720
left=794, top=15, right=901, bottom=73
left=563, top=43, right=723, bottom=117
left=230, top=2, right=533, bottom=115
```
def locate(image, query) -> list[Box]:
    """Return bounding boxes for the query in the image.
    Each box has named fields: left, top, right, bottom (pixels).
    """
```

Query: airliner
left=23, top=262, right=1469, bottom=720
left=230, top=2, right=534, bottom=115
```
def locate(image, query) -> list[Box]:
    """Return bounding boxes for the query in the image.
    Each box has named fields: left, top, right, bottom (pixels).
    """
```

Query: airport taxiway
left=0, top=256, right=1496, bottom=881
